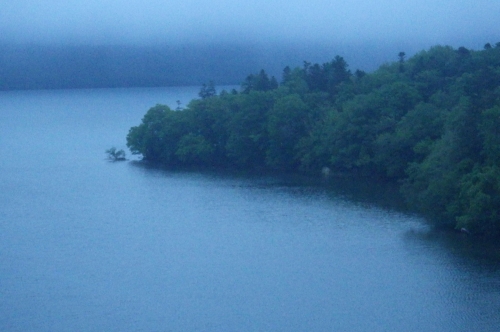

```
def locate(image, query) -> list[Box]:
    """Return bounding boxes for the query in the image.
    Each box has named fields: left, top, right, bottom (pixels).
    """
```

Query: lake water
left=1, top=86, right=499, bottom=331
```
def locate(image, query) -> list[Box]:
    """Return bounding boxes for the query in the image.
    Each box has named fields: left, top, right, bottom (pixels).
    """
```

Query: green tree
left=480, top=106, right=500, bottom=164
left=266, top=94, right=309, bottom=170
left=199, top=81, right=217, bottom=99
left=175, top=133, right=215, bottom=165
left=126, top=104, right=191, bottom=163
left=127, top=104, right=170, bottom=161
left=225, top=91, right=274, bottom=168
left=241, top=69, right=278, bottom=93
left=398, top=51, right=406, bottom=72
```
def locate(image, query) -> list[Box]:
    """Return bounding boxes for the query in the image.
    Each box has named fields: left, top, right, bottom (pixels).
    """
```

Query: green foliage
left=175, top=133, right=215, bottom=165
left=266, top=94, right=309, bottom=170
left=373, top=102, right=445, bottom=177
left=281, top=67, right=309, bottom=95
left=127, top=43, right=500, bottom=237
left=480, top=106, right=500, bottom=164
left=401, top=132, right=468, bottom=225
left=225, top=91, right=275, bottom=168
left=455, top=165, right=500, bottom=236
left=241, top=70, right=278, bottom=93
left=126, top=104, right=191, bottom=163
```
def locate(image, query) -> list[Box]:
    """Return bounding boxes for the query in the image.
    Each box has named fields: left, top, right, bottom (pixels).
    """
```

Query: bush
left=106, top=147, right=126, bottom=161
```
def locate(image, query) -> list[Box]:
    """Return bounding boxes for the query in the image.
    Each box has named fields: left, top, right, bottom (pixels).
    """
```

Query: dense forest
left=127, top=43, right=500, bottom=237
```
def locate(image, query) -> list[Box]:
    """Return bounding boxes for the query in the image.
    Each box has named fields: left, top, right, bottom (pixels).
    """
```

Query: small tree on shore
left=106, top=147, right=126, bottom=161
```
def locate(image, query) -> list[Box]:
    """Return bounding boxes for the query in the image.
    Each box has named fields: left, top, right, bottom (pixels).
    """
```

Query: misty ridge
left=1, top=1, right=499, bottom=91
left=1, top=41, right=493, bottom=91
left=0, top=42, right=413, bottom=91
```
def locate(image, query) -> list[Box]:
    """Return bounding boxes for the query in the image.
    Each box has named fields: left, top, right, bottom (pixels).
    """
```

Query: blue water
left=1, top=87, right=499, bottom=331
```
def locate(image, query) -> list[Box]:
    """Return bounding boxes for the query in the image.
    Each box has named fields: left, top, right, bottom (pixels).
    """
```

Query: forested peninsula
left=127, top=43, right=500, bottom=237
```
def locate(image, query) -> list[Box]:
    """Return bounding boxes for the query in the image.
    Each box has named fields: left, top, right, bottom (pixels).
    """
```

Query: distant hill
left=0, top=42, right=406, bottom=90
left=0, top=44, right=253, bottom=90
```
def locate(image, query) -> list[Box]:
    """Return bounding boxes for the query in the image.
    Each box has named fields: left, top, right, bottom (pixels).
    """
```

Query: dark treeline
left=127, top=43, right=500, bottom=237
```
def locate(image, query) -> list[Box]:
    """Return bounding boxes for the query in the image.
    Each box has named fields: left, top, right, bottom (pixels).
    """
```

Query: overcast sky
left=1, top=0, right=499, bottom=49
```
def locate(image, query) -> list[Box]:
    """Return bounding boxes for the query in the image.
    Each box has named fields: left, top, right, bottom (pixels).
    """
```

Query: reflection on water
left=1, top=87, right=500, bottom=332
left=405, top=227, right=500, bottom=269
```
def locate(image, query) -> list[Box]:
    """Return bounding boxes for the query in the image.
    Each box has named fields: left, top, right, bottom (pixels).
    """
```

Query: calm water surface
left=1, top=87, right=499, bottom=331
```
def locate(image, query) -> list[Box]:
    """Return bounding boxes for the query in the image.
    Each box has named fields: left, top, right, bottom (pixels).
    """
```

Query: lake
left=1, top=86, right=499, bottom=331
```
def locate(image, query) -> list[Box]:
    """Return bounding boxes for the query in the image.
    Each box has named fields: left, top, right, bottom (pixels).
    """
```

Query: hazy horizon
left=2, top=1, right=499, bottom=49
